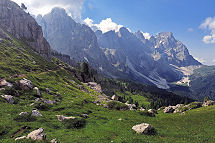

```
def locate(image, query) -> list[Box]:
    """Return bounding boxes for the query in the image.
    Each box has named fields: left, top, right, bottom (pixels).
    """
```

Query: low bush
left=107, top=101, right=128, bottom=110
left=62, top=117, right=86, bottom=129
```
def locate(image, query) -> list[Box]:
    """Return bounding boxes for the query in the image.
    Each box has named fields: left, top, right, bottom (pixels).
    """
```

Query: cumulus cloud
left=141, top=32, right=151, bottom=40
left=200, top=17, right=215, bottom=44
left=213, top=59, right=215, bottom=63
left=84, top=17, right=123, bottom=33
left=194, top=57, right=206, bottom=64
left=11, top=0, right=85, bottom=21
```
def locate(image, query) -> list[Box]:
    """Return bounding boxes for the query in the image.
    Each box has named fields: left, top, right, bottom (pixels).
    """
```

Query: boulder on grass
left=50, top=138, right=58, bottom=143
left=132, top=123, right=156, bottom=135
left=1, top=95, right=14, bottom=104
left=27, top=128, right=46, bottom=141
left=18, top=78, right=33, bottom=90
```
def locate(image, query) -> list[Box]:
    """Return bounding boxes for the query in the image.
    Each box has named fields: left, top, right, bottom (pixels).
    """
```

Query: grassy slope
left=0, top=37, right=215, bottom=143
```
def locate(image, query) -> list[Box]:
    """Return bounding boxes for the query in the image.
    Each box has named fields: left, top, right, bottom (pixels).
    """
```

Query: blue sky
left=82, top=0, right=215, bottom=65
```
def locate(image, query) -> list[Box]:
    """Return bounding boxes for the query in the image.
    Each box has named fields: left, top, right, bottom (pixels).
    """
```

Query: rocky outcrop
left=132, top=123, right=156, bottom=135
left=86, top=82, right=102, bottom=93
left=0, top=0, right=51, bottom=58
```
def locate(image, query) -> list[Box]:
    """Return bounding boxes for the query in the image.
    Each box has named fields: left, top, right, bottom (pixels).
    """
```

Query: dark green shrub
left=107, top=101, right=128, bottom=110
left=34, top=102, right=52, bottom=111
left=62, top=117, right=86, bottom=129
left=0, top=125, right=9, bottom=136
left=138, top=111, right=155, bottom=117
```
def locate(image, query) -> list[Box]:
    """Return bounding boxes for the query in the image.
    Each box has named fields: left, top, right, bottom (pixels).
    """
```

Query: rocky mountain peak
left=50, top=7, right=67, bottom=17
left=0, top=0, right=51, bottom=58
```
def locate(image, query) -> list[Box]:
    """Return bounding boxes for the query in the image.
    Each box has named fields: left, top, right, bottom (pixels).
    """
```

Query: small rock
left=15, top=136, right=27, bottom=141
left=80, top=114, right=89, bottom=118
left=30, top=103, right=35, bottom=106
left=148, top=109, right=157, bottom=114
left=0, top=79, right=13, bottom=88
left=132, top=123, right=155, bottom=135
left=18, top=78, right=33, bottom=90
left=118, top=118, right=122, bottom=121
left=1, top=95, right=14, bottom=104
left=111, top=95, right=119, bottom=101
left=50, top=138, right=58, bottom=143
left=125, top=102, right=136, bottom=110
left=31, top=109, right=42, bottom=117
left=44, top=100, right=56, bottom=105
left=19, top=112, right=28, bottom=116
left=56, top=115, right=76, bottom=121
left=46, top=88, right=50, bottom=93
left=163, top=106, right=175, bottom=113
left=139, top=107, right=146, bottom=111
left=0, top=88, right=5, bottom=91
left=33, top=87, right=41, bottom=97
left=27, top=128, right=46, bottom=141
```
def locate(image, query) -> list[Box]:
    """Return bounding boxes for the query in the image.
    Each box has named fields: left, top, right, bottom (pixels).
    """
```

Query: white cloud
left=11, top=0, right=85, bottom=21
left=84, top=17, right=123, bottom=33
left=187, top=28, right=194, bottom=32
left=141, top=32, right=151, bottom=40
left=194, top=57, right=206, bottom=63
left=212, top=59, right=215, bottom=63
left=200, top=17, right=215, bottom=44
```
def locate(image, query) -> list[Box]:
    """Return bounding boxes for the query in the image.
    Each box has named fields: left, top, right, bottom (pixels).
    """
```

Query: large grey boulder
left=18, top=79, right=33, bottom=90
left=132, top=123, right=155, bottom=134
left=1, top=95, right=14, bottom=104
left=27, top=128, right=46, bottom=141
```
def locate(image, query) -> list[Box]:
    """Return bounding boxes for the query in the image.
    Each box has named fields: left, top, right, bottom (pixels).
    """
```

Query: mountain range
left=36, top=8, right=201, bottom=89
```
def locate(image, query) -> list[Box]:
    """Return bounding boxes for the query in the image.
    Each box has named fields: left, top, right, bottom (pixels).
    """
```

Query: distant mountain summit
left=36, top=7, right=201, bottom=89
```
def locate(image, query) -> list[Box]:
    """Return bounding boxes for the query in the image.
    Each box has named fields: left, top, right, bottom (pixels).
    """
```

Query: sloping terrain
left=0, top=31, right=215, bottom=143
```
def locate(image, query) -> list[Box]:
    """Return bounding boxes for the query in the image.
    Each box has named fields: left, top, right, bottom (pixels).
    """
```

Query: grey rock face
left=0, top=0, right=51, bottom=58
left=36, top=7, right=201, bottom=89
